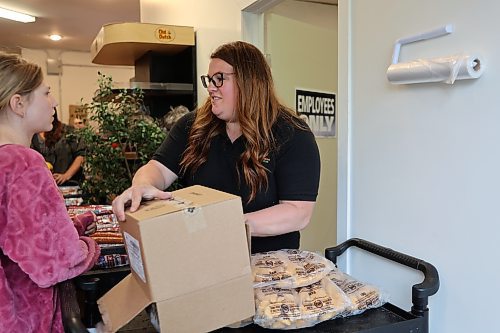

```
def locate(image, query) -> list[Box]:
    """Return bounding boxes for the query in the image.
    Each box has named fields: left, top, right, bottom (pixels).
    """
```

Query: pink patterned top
left=0, top=144, right=100, bottom=333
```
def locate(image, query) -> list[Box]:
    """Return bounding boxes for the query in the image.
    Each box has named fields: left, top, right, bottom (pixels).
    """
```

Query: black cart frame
left=61, top=237, right=439, bottom=333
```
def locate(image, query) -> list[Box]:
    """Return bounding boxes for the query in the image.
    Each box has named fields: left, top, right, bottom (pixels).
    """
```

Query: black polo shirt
left=153, top=111, right=320, bottom=253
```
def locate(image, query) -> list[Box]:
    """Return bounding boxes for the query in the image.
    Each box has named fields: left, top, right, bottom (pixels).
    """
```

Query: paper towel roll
left=386, top=54, right=484, bottom=84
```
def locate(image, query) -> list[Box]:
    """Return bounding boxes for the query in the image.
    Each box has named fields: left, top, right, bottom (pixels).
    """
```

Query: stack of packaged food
left=59, top=185, right=84, bottom=206
left=67, top=205, right=128, bottom=269
left=250, top=249, right=387, bottom=330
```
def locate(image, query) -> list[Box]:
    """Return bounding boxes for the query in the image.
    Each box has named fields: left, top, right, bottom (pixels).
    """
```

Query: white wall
left=265, top=1, right=338, bottom=253
left=22, top=49, right=134, bottom=124
left=339, top=0, right=500, bottom=332
left=140, top=0, right=243, bottom=104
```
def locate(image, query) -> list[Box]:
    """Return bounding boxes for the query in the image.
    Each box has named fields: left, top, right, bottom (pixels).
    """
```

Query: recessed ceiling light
left=0, top=7, right=36, bottom=23
left=49, top=34, right=62, bottom=41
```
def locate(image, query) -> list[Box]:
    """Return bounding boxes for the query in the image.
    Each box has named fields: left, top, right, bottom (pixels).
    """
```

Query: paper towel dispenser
left=386, top=24, right=484, bottom=84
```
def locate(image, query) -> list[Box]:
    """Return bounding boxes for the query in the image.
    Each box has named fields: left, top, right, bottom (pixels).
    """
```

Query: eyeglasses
left=200, top=72, right=235, bottom=88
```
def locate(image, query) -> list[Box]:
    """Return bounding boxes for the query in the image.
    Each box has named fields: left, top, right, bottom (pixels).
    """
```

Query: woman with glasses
left=112, top=41, right=320, bottom=254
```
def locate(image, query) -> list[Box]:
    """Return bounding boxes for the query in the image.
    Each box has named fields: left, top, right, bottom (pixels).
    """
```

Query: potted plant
left=78, top=73, right=166, bottom=204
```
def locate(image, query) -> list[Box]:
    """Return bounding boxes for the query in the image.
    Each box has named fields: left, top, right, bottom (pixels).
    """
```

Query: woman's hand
left=53, top=172, right=71, bottom=185
left=112, top=160, right=178, bottom=221
left=112, top=184, right=172, bottom=221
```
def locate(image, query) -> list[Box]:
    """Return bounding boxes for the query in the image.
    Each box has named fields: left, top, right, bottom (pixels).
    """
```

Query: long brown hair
left=44, top=109, right=63, bottom=148
left=180, top=41, right=307, bottom=202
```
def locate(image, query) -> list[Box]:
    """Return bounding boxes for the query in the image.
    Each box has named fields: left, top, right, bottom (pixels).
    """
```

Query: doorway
left=243, top=0, right=339, bottom=252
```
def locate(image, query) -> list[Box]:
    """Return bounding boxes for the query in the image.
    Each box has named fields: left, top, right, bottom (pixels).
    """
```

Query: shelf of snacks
left=68, top=205, right=129, bottom=270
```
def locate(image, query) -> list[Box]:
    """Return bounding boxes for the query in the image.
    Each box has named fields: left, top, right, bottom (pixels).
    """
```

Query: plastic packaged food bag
left=327, top=269, right=388, bottom=316
left=252, top=249, right=336, bottom=288
left=254, top=277, right=351, bottom=330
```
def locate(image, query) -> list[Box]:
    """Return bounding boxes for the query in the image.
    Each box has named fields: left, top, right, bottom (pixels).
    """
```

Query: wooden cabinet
left=91, top=23, right=197, bottom=118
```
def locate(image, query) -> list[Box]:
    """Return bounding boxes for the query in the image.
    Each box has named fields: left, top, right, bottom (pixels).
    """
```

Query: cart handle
left=325, top=238, right=439, bottom=316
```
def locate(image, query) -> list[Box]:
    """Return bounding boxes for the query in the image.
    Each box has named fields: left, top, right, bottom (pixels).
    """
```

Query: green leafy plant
left=78, top=73, right=166, bottom=204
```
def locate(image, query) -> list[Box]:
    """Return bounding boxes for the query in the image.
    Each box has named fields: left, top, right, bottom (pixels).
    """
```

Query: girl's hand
left=73, top=211, right=97, bottom=236
left=85, top=221, right=97, bottom=235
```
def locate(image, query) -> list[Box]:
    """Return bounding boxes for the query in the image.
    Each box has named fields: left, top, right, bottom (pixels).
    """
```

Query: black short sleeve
left=151, top=113, right=320, bottom=253
left=274, top=124, right=321, bottom=202
left=152, top=111, right=195, bottom=176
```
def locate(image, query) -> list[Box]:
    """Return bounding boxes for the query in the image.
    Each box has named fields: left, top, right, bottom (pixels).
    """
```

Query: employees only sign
left=295, top=89, right=336, bottom=137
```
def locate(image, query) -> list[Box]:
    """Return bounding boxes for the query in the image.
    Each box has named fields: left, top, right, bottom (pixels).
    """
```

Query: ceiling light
left=0, top=7, right=36, bottom=23
left=49, top=34, right=62, bottom=41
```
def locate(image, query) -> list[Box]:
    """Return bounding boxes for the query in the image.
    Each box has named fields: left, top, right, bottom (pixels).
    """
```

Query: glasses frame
left=200, top=72, right=235, bottom=88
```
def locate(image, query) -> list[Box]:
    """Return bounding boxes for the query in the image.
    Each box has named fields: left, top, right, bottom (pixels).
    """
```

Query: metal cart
left=61, top=238, right=439, bottom=333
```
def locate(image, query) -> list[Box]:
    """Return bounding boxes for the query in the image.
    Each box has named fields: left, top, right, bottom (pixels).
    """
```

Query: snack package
left=254, top=277, right=351, bottom=330
left=252, top=249, right=336, bottom=288
left=327, top=269, right=388, bottom=316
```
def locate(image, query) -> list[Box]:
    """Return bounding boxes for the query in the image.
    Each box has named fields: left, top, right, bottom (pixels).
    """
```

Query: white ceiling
left=0, top=0, right=140, bottom=52
left=0, top=0, right=337, bottom=53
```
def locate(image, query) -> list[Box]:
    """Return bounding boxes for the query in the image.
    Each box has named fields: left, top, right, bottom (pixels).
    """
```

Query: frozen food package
left=252, top=249, right=336, bottom=288
left=327, top=269, right=388, bottom=316
left=253, top=277, right=351, bottom=330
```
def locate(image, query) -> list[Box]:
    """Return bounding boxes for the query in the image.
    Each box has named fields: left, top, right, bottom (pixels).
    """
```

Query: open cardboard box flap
left=98, top=274, right=150, bottom=332
left=98, top=272, right=255, bottom=333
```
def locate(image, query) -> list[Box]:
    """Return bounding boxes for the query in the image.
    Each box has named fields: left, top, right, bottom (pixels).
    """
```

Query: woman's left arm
left=244, top=200, right=316, bottom=236
left=246, top=123, right=320, bottom=237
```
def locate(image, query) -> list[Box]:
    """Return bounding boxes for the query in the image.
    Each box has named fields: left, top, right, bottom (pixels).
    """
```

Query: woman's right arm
left=112, top=112, right=193, bottom=221
left=112, top=160, right=178, bottom=221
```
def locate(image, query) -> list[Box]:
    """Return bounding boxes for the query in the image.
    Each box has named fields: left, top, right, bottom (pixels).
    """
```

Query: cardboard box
left=97, top=185, right=255, bottom=333
left=68, top=104, right=87, bottom=128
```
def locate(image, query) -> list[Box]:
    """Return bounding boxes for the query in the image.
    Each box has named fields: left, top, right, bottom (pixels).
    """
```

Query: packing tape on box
left=169, top=195, right=207, bottom=233
left=182, top=206, right=207, bottom=233
left=386, top=54, right=484, bottom=84
left=168, top=196, right=193, bottom=208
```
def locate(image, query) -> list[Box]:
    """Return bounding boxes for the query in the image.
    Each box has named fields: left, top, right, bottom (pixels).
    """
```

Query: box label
left=124, top=231, right=147, bottom=283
